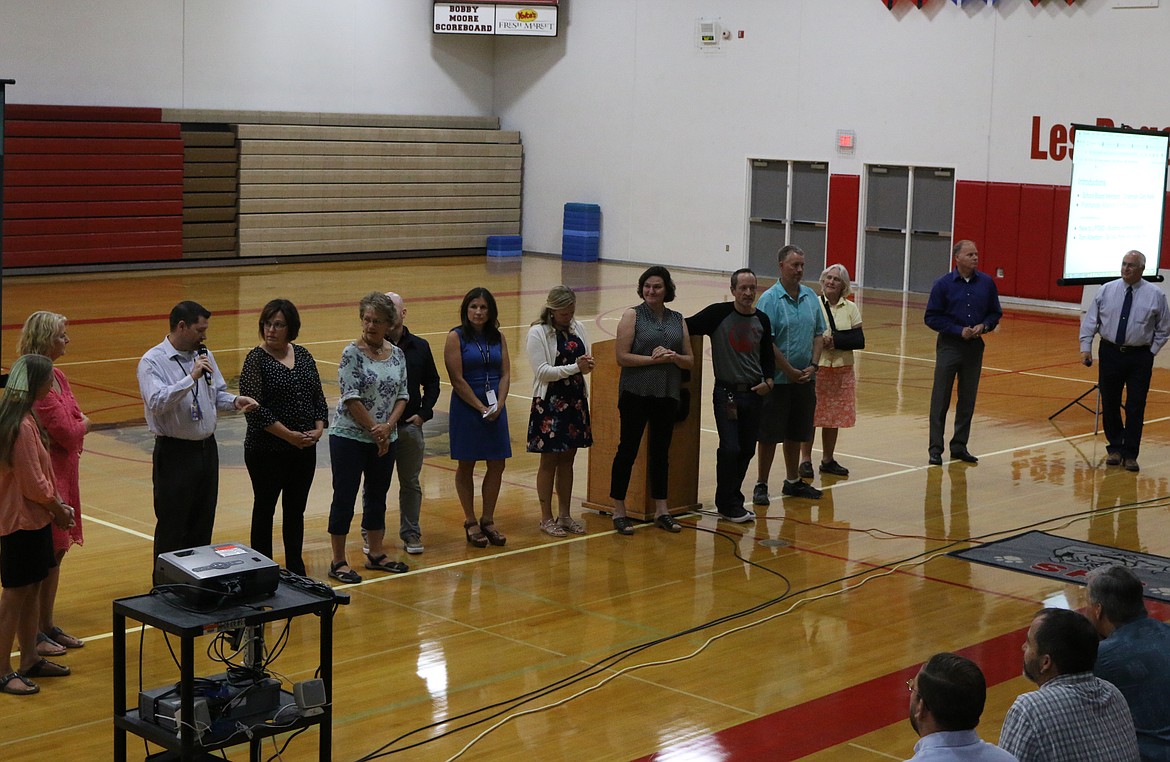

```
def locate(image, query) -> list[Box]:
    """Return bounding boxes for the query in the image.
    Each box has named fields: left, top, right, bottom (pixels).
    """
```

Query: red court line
left=636, top=628, right=1027, bottom=762
left=636, top=598, right=1170, bottom=761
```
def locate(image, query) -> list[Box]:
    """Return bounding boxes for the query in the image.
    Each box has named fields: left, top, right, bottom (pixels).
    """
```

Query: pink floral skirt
left=814, top=366, right=856, bottom=429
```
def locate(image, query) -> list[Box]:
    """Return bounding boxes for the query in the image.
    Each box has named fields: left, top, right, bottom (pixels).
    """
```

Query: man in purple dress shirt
left=924, top=240, right=1002, bottom=466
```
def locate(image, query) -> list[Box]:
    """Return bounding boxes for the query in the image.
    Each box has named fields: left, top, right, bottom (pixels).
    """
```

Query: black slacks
left=152, top=435, right=219, bottom=562
left=1098, top=340, right=1154, bottom=459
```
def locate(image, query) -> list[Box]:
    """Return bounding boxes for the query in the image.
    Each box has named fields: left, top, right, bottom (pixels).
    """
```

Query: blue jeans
left=712, top=386, right=763, bottom=512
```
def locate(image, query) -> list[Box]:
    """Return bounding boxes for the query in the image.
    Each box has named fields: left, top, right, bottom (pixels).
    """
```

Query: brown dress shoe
left=1123, top=458, right=1140, bottom=472
left=1105, top=452, right=1122, bottom=466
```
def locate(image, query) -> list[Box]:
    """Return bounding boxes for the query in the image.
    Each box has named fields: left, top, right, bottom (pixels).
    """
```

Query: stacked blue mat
left=486, top=235, right=522, bottom=258
left=562, top=203, right=600, bottom=262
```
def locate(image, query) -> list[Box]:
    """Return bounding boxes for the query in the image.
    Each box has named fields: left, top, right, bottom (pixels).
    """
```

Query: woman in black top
left=240, top=299, right=329, bottom=575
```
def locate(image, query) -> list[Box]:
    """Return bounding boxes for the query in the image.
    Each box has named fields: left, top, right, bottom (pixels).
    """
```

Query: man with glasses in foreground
left=905, top=652, right=1017, bottom=761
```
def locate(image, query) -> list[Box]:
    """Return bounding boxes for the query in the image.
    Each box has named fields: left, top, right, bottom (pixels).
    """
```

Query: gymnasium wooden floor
left=2, top=254, right=1169, bottom=761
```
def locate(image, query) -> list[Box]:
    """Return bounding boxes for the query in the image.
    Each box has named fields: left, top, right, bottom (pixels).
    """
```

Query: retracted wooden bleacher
left=165, top=110, right=523, bottom=259
left=1, top=105, right=184, bottom=267
left=1, top=106, right=521, bottom=267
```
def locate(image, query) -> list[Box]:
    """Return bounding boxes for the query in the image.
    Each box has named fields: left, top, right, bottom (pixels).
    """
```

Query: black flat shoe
left=655, top=514, right=682, bottom=533
left=613, top=516, right=635, bottom=535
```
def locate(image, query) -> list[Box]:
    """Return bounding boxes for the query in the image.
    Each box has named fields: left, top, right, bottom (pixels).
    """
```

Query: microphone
left=196, top=344, right=213, bottom=386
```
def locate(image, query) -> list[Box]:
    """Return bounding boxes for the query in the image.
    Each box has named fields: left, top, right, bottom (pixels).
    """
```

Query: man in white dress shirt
left=1080, top=250, right=1170, bottom=472
left=138, top=300, right=257, bottom=568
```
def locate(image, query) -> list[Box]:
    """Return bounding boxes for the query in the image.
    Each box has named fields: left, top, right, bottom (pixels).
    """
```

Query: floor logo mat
left=950, top=530, right=1170, bottom=603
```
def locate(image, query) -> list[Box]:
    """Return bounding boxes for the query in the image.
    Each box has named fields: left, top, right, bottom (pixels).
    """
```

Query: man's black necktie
left=1115, top=285, right=1133, bottom=346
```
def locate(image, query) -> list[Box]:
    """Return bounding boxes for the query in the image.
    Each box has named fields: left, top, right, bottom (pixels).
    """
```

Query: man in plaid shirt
left=999, top=608, right=1139, bottom=762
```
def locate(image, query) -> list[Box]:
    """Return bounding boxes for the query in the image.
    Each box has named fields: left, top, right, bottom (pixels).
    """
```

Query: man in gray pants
left=924, top=240, right=1002, bottom=466
left=364, top=292, right=441, bottom=554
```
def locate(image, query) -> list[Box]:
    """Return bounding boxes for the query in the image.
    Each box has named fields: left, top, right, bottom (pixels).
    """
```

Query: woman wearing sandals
left=20, top=312, right=89, bottom=656
left=609, top=266, right=693, bottom=535
left=0, top=355, right=76, bottom=696
left=525, top=286, right=594, bottom=538
left=326, top=293, right=410, bottom=583
left=240, top=299, right=329, bottom=576
left=445, top=287, right=511, bottom=548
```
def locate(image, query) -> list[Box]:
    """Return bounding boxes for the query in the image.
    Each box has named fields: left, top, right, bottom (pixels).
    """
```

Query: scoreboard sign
left=433, top=3, right=558, bottom=37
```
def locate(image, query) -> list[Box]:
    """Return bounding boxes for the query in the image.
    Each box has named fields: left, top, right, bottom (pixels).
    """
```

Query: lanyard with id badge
left=471, top=335, right=498, bottom=418
left=171, top=355, right=203, bottom=421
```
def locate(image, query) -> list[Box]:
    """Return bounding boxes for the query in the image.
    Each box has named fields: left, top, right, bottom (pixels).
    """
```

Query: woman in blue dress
left=444, top=287, right=512, bottom=547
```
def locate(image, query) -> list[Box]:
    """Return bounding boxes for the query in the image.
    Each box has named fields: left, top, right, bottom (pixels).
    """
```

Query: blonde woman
left=799, top=264, right=861, bottom=477
left=526, top=286, right=594, bottom=537
left=19, top=312, right=89, bottom=655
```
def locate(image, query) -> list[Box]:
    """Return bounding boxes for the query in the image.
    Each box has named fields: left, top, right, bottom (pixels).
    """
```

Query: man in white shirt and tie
left=1079, top=250, right=1170, bottom=472
left=138, top=301, right=258, bottom=569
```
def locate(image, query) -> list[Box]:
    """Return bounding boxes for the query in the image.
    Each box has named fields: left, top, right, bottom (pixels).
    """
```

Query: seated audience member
left=1086, top=565, right=1170, bottom=760
left=999, top=607, right=1140, bottom=762
left=906, top=652, right=1018, bottom=761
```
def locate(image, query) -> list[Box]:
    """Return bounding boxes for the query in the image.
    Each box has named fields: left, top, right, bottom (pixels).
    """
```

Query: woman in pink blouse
left=0, top=354, right=75, bottom=696
left=19, top=312, right=89, bottom=654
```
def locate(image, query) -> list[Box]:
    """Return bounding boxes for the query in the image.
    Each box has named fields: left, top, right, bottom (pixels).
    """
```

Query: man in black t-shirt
left=686, top=269, right=774, bottom=522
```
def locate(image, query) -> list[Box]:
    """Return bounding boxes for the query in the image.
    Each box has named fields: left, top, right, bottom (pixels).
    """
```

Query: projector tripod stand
left=1049, top=383, right=1101, bottom=434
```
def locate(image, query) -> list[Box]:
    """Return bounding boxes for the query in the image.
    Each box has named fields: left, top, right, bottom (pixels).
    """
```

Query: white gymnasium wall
left=0, top=0, right=495, bottom=114
left=494, top=0, right=1170, bottom=269
left=3, top=0, right=1170, bottom=272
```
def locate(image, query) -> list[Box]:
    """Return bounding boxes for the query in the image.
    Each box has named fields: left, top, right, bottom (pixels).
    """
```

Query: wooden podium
left=583, top=337, right=704, bottom=521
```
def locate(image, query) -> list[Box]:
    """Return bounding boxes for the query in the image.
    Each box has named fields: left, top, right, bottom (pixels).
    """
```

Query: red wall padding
left=1015, top=184, right=1056, bottom=301
left=1163, top=194, right=1170, bottom=268
left=982, top=183, right=1021, bottom=297
left=952, top=180, right=1170, bottom=303
left=2, top=104, right=183, bottom=267
left=1049, top=186, right=1081, bottom=303
left=953, top=180, right=988, bottom=249
left=827, top=173, right=860, bottom=275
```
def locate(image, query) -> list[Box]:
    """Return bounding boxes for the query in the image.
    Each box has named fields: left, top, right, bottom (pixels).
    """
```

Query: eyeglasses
left=263, top=321, right=288, bottom=330
left=906, top=679, right=916, bottom=694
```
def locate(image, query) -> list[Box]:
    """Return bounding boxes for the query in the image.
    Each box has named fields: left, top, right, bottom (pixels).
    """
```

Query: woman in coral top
left=0, top=354, right=76, bottom=696
left=20, top=311, right=89, bottom=655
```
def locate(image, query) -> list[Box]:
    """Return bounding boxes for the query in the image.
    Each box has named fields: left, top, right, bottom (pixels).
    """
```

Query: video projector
left=155, top=542, right=279, bottom=605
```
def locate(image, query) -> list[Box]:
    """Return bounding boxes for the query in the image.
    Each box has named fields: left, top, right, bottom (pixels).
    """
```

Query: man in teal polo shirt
left=753, top=244, right=825, bottom=503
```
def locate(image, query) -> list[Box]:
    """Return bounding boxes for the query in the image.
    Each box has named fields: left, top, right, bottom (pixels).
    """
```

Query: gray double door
left=862, top=165, right=955, bottom=293
left=747, top=159, right=828, bottom=280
